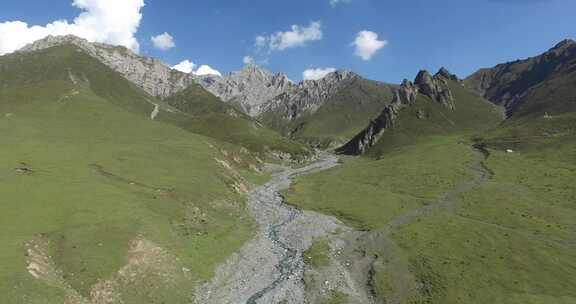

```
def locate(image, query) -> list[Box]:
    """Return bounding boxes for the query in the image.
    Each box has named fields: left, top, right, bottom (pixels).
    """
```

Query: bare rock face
left=335, top=79, right=412, bottom=155
left=197, top=67, right=359, bottom=118
left=436, top=67, right=460, bottom=82
left=19, top=35, right=196, bottom=98
left=261, top=70, right=359, bottom=120
left=415, top=69, right=456, bottom=109
left=196, top=64, right=296, bottom=116
left=336, top=68, right=458, bottom=155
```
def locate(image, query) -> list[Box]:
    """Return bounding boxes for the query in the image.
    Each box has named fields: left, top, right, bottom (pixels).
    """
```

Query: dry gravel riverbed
left=194, top=154, right=369, bottom=304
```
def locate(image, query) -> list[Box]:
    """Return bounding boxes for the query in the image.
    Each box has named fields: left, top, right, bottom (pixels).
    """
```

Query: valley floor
left=286, top=135, right=576, bottom=303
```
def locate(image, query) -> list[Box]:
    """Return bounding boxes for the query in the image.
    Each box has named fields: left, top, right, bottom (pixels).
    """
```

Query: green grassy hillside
left=287, top=131, right=576, bottom=303
left=164, top=84, right=310, bottom=158
left=0, top=46, right=257, bottom=303
left=1, top=45, right=309, bottom=160
left=366, top=81, right=503, bottom=157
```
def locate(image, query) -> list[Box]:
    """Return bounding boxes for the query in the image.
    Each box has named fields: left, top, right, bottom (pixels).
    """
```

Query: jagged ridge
left=336, top=68, right=459, bottom=155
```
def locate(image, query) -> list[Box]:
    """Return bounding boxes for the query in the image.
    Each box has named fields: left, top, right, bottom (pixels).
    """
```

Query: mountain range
left=20, top=35, right=576, bottom=156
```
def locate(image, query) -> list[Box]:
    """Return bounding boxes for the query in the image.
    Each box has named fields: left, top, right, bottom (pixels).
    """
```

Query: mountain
left=17, top=36, right=309, bottom=158
left=464, top=39, right=576, bottom=118
left=337, top=68, right=503, bottom=155
left=260, top=70, right=396, bottom=147
left=196, top=64, right=294, bottom=116
left=20, top=35, right=195, bottom=98
left=0, top=44, right=259, bottom=303
left=465, top=39, right=576, bottom=155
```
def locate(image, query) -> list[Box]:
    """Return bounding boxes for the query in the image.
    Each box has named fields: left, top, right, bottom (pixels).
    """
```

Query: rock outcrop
left=261, top=70, right=359, bottom=120
left=415, top=70, right=456, bottom=110
left=196, top=64, right=295, bottom=116
left=336, top=68, right=458, bottom=155
left=198, top=67, right=363, bottom=118
left=19, top=35, right=195, bottom=98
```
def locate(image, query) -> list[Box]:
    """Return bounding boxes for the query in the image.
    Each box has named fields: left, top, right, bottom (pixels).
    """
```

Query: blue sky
left=1, top=0, right=575, bottom=83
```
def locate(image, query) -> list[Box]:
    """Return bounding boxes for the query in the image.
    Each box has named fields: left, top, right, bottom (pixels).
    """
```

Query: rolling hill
left=0, top=44, right=263, bottom=303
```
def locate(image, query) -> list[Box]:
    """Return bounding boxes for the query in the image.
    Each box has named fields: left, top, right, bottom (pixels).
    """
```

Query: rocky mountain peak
left=20, top=34, right=92, bottom=50
left=394, top=79, right=418, bottom=105
left=415, top=70, right=433, bottom=86
left=552, top=39, right=575, bottom=50
left=197, top=64, right=296, bottom=116
left=326, top=69, right=357, bottom=81
left=435, top=67, right=459, bottom=82
left=262, top=69, right=361, bottom=121
left=546, top=38, right=576, bottom=58
left=413, top=69, right=455, bottom=109
left=19, top=34, right=194, bottom=99
left=233, top=63, right=275, bottom=80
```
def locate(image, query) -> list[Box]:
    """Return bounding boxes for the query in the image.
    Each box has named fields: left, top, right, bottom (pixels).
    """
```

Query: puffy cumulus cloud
left=329, top=0, right=351, bottom=7
left=0, top=0, right=145, bottom=55
left=352, top=30, right=387, bottom=61
left=172, top=60, right=221, bottom=77
left=303, top=67, right=337, bottom=80
left=256, top=21, right=322, bottom=52
left=172, top=60, right=195, bottom=74
left=151, top=32, right=175, bottom=51
left=195, top=65, right=222, bottom=77
left=243, top=55, right=254, bottom=65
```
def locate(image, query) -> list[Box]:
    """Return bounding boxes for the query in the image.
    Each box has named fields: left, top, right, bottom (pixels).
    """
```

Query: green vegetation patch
left=304, top=239, right=331, bottom=268
left=320, top=291, right=350, bottom=304
left=164, top=84, right=310, bottom=158
left=287, top=137, right=476, bottom=230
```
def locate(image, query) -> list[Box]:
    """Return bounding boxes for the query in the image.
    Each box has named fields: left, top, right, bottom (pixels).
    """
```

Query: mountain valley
left=1, top=34, right=575, bottom=304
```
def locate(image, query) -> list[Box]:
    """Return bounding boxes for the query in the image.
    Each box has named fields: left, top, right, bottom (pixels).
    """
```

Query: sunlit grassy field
left=0, top=46, right=259, bottom=303
left=287, top=120, right=576, bottom=303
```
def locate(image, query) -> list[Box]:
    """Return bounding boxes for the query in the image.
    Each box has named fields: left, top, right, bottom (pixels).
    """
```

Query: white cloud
left=151, top=32, right=175, bottom=51
left=172, top=60, right=195, bottom=74
left=172, top=60, right=221, bottom=77
left=303, top=67, right=337, bottom=80
left=243, top=55, right=254, bottom=64
left=352, top=30, right=387, bottom=61
left=256, top=21, right=323, bottom=52
left=0, top=0, right=145, bottom=55
left=329, top=0, right=351, bottom=7
left=195, top=65, right=222, bottom=77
